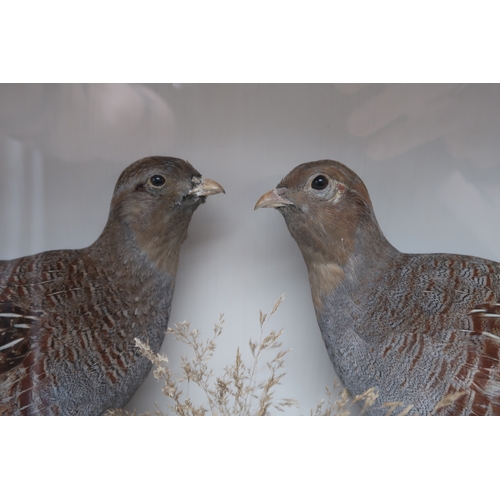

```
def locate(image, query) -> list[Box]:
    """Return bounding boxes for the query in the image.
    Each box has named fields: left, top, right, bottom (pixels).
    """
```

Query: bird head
left=105, top=156, right=224, bottom=274
left=255, top=160, right=391, bottom=305
left=113, top=156, right=224, bottom=211
left=255, top=160, right=373, bottom=261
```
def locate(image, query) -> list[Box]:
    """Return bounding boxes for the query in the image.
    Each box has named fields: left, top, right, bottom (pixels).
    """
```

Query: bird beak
left=254, top=188, right=293, bottom=210
left=189, top=177, right=226, bottom=197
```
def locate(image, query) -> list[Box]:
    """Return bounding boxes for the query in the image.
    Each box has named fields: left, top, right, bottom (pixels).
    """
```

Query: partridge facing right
left=0, top=156, right=224, bottom=415
left=256, top=160, right=500, bottom=415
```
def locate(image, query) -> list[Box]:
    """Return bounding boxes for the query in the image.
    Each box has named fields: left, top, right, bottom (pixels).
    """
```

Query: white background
left=1, top=83, right=500, bottom=415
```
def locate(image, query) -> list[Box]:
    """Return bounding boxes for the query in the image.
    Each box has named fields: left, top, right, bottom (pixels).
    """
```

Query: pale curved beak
left=189, top=177, right=225, bottom=197
left=254, top=188, right=293, bottom=210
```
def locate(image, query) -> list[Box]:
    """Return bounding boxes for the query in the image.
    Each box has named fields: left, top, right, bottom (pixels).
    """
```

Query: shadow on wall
left=0, top=83, right=175, bottom=163
left=335, top=83, right=500, bottom=170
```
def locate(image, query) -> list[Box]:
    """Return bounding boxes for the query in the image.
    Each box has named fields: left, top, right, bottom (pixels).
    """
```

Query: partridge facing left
left=0, top=156, right=224, bottom=415
left=256, top=159, right=500, bottom=415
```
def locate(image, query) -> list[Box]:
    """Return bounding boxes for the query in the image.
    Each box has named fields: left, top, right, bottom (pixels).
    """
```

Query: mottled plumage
left=0, top=156, right=224, bottom=415
left=256, top=159, right=500, bottom=415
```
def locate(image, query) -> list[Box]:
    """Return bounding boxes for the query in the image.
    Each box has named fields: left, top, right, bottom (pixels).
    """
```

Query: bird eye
left=150, top=175, right=166, bottom=187
left=311, top=175, right=328, bottom=190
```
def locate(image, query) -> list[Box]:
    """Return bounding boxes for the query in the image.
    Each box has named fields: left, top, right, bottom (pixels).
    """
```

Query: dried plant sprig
left=134, top=295, right=297, bottom=416
left=381, top=401, right=405, bottom=416
left=310, top=386, right=337, bottom=416
left=431, top=390, right=467, bottom=414
left=351, top=387, right=379, bottom=414
left=313, top=385, right=379, bottom=416
left=334, top=388, right=352, bottom=416
left=312, top=384, right=413, bottom=416
left=396, top=404, right=414, bottom=416
left=312, top=383, right=466, bottom=416
left=310, top=383, right=360, bottom=416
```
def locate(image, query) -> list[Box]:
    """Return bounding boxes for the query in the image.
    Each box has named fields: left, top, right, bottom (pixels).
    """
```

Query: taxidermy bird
left=0, top=156, right=224, bottom=415
left=255, top=159, right=500, bottom=415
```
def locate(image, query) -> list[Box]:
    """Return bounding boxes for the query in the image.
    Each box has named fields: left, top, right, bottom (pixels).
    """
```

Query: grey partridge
left=255, top=159, right=500, bottom=415
left=0, top=156, right=224, bottom=415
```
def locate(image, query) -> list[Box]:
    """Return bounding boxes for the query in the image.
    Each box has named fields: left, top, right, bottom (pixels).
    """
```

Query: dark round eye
left=150, top=175, right=166, bottom=187
left=311, top=175, right=328, bottom=190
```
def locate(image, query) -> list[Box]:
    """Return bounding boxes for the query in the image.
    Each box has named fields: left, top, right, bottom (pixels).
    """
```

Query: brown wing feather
left=467, top=302, right=500, bottom=339
left=0, top=302, right=43, bottom=374
left=434, top=302, right=500, bottom=415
